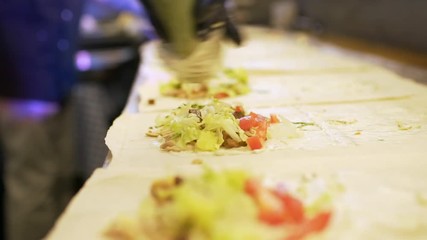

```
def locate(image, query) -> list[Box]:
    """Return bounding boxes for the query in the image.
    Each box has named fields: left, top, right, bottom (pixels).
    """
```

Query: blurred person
left=74, top=0, right=146, bottom=181
left=139, top=0, right=241, bottom=83
left=0, top=1, right=84, bottom=239
left=0, top=1, right=159, bottom=239
left=0, top=1, right=238, bottom=239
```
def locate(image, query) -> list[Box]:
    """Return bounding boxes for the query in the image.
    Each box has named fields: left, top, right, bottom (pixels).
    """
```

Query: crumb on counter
left=397, top=121, right=412, bottom=131
left=148, top=98, right=156, bottom=105
left=191, top=159, right=204, bottom=165
left=416, top=193, right=427, bottom=207
left=327, top=119, right=357, bottom=125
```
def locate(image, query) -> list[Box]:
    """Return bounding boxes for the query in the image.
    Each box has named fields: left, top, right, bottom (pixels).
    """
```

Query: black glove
left=195, top=0, right=242, bottom=45
left=140, top=0, right=241, bottom=45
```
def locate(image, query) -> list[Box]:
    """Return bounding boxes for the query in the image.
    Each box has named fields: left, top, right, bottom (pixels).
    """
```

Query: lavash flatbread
left=47, top=148, right=427, bottom=240
left=137, top=34, right=424, bottom=113
left=47, top=26, right=427, bottom=240
left=107, top=95, right=427, bottom=166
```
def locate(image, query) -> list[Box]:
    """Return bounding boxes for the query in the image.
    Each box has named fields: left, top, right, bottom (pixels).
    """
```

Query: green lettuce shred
left=152, top=100, right=246, bottom=151
left=160, top=68, right=250, bottom=98
left=138, top=169, right=281, bottom=240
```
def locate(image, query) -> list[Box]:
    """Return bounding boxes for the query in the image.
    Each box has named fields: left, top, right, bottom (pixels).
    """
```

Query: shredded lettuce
left=159, top=79, right=181, bottom=95
left=160, top=68, right=250, bottom=99
left=209, top=68, right=250, bottom=97
left=224, top=68, right=249, bottom=84
left=151, top=100, right=246, bottom=151
left=106, top=169, right=335, bottom=240
left=196, top=130, right=223, bottom=151
left=136, top=169, right=281, bottom=240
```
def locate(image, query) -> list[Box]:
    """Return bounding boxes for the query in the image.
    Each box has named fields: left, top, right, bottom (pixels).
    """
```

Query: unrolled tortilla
left=47, top=145, right=427, bottom=240
left=137, top=36, right=425, bottom=113
left=108, top=96, right=427, bottom=166
left=46, top=26, right=427, bottom=240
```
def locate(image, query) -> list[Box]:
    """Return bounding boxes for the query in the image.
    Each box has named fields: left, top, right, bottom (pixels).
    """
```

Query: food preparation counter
left=47, top=26, right=427, bottom=240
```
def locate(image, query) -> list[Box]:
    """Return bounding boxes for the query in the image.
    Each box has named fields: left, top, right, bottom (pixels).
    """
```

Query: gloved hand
left=140, top=0, right=241, bottom=83
left=194, top=0, right=241, bottom=45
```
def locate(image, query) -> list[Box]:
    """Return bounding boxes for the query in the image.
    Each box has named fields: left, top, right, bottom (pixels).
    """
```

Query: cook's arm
left=139, top=0, right=241, bottom=82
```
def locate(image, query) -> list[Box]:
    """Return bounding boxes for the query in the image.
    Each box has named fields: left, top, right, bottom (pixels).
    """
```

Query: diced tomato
left=244, top=178, right=261, bottom=197
left=247, top=136, right=264, bottom=150
left=235, top=105, right=244, bottom=113
left=250, top=112, right=268, bottom=124
left=272, top=190, right=305, bottom=224
left=244, top=178, right=332, bottom=240
left=244, top=178, right=332, bottom=238
left=245, top=180, right=287, bottom=226
left=258, top=191, right=287, bottom=225
left=239, top=113, right=268, bottom=128
left=213, top=92, right=229, bottom=99
left=254, top=114, right=269, bottom=130
left=240, top=112, right=269, bottom=139
left=239, top=116, right=253, bottom=131
left=303, top=212, right=331, bottom=233
left=256, top=129, right=267, bottom=140
left=240, top=112, right=270, bottom=149
left=249, top=112, right=259, bottom=118
left=284, top=212, right=332, bottom=240
left=255, top=120, right=269, bottom=140
left=270, top=114, right=281, bottom=124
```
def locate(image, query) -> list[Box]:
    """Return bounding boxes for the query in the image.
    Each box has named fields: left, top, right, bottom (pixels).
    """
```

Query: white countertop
left=47, top=26, right=427, bottom=240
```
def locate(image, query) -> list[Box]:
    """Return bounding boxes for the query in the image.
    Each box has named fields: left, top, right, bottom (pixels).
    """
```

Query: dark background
left=234, top=0, right=427, bottom=54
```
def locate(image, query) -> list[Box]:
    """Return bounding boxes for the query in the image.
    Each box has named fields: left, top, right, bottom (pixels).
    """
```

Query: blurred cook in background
left=139, top=0, right=241, bottom=84
left=0, top=0, right=241, bottom=239
left=0, top=0, right=145, bottom=239
left=0, top=0, right=83, bottom=240
left=0, top=1, right=84, bottom=239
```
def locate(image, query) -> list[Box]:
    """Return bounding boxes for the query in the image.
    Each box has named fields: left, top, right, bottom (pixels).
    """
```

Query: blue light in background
left=75, top=50, right=92, bottom=71
left=61, top=9, right=74, bottom=21
left=1, top=100, right=59, bottom=121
